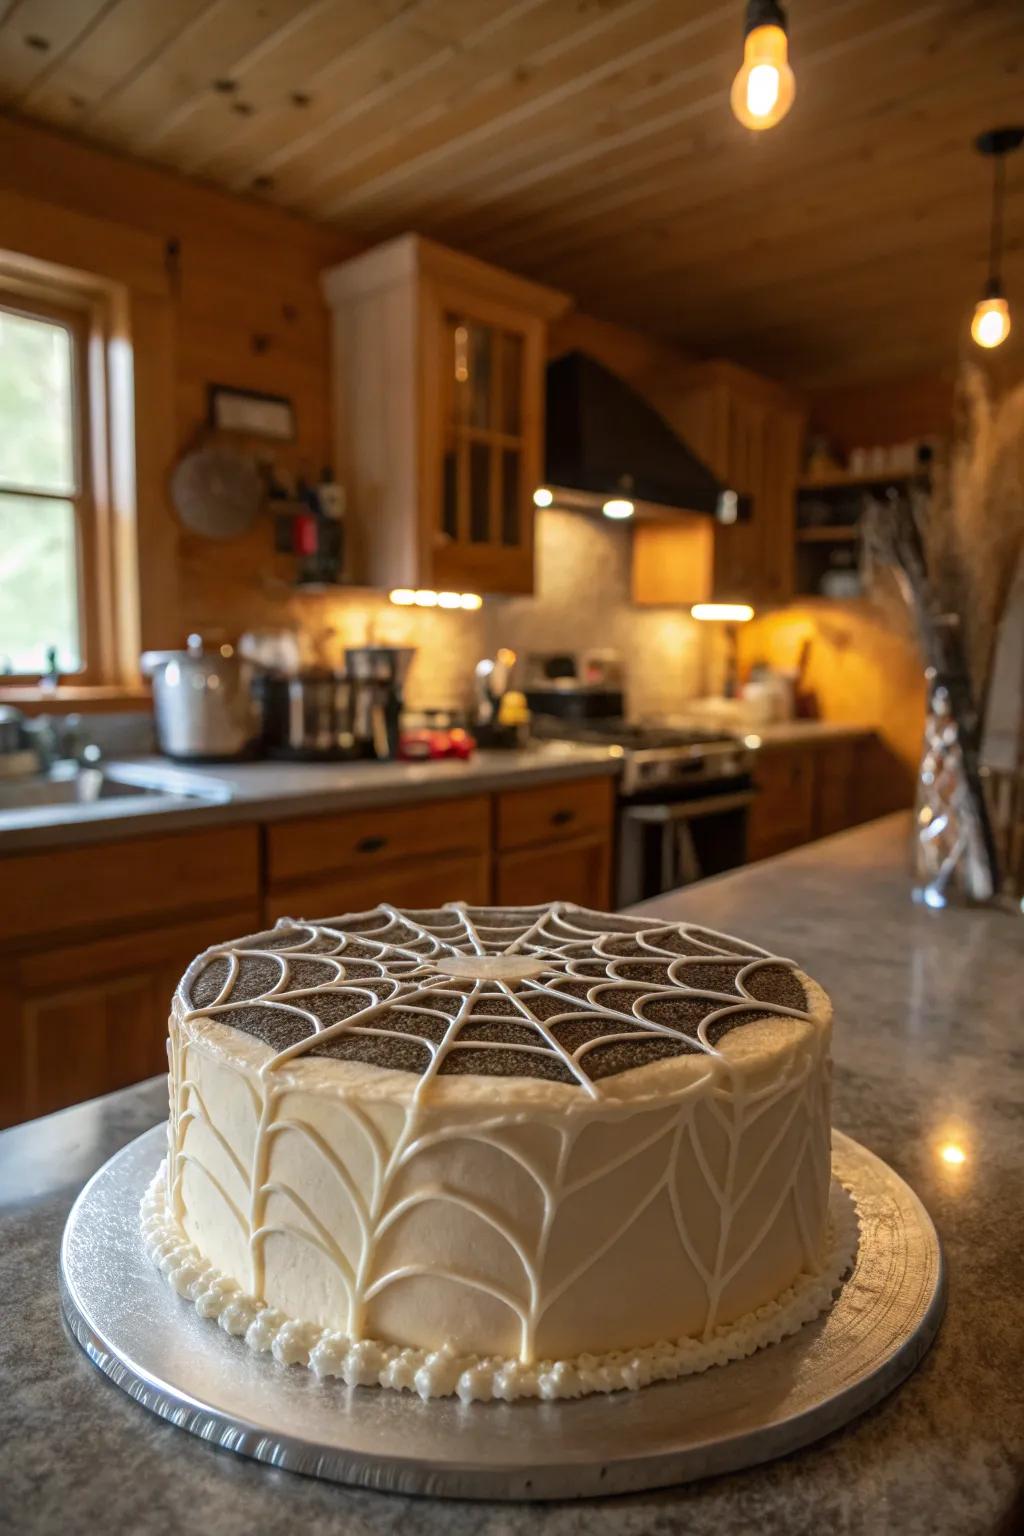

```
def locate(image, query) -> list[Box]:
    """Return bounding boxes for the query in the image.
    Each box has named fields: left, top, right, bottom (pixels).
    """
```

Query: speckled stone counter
left=2, top=814, right=1021, bottom=1534
left=0, top=744, right=620, bottom=852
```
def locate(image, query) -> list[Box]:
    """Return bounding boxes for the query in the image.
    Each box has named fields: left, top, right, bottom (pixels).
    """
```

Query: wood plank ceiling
left=0, top=0, right=1021, bottom=388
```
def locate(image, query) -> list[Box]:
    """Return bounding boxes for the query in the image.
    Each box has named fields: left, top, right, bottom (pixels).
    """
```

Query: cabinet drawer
left=265, top=854, right=491, bottom=924
left=495, top=833, right=612, bottom=909
left=266, top=795, right=491, bottom=887
left=496, top=776, right=614, bottom=853
left=0, top=825, right=260, bottom=946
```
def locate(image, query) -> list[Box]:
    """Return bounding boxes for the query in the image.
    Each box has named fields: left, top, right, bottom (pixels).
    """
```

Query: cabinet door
left=3, top=906, right=261, bottom=1127
left=712, top=393, right=803, bottom=605
left=496, top=833, right=612, bottom=909
left=747, top=747, right=815, bottom=862
left=814, top=741, right=857, bottom=837
left=426, top=283, right=544, bottom=595
left=266, top=854, right=491, bottom=926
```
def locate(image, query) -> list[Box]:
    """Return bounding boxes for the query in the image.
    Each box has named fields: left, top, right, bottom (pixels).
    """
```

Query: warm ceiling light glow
left=971, top=293, right=1011, bottom=348
left=939, top=1143, right=967, bottom=1166
left=459, top=592, right=483, bottom=610
left=972, top=128, right=1023, bottom=349
left=389, top=588, right=416, bottom=606
left=602, top=498, right=635, bottom=519
left=690, top=602, right=755, bottom=622
left=437, top=591, right=462, bottom=608
left=731, top=3, right=795, bottom=132
left=533, top=487, right=554, bottom=507
left=453, top=324, right=469, bottom=383
left=413, top=589, right=439, bottom=607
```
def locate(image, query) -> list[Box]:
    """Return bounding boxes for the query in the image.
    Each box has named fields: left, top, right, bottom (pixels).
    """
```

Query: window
left=0, top=296, right=91, bottom=679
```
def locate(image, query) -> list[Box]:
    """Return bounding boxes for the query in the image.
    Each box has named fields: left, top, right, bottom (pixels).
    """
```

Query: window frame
left=0, top=285, right=106, bottom=686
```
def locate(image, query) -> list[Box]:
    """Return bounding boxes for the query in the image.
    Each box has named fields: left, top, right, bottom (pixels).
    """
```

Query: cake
left=143, top=901, right=855, bottom=1401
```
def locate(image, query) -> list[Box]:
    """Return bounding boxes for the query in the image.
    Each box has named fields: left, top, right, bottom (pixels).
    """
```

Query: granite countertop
left=3, top=814, right=1021, bottom=1534
left=742, top=720, right=874, bottom=747
left=0, top=744, right=620, bottom=852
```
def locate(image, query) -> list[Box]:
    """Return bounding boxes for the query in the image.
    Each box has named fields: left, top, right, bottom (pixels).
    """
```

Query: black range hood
left=544, top=350, right=742, bottom=520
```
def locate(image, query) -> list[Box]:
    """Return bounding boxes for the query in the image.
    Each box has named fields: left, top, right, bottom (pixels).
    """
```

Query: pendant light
left=731, top=0, right=795, bottom=132
left=971, top=126, right=1023, bottom=350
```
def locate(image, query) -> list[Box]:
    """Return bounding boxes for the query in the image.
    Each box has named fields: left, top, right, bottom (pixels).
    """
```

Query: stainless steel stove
left=534, top=717, right=753, bottom=798
left=524, top=653, right=756, bottom=903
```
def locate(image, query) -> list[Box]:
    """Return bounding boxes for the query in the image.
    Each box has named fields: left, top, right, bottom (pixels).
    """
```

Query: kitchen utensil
left=171, top=447, right=262, bottom=539
left=141, top=635, right=261, bottom=761
left=254, top=670, right=358, bottom=761
left=474, top=658, right=496, bottom=726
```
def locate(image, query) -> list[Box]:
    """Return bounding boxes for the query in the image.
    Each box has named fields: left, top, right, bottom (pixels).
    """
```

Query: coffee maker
left=345, top=646, right=416, bottom=761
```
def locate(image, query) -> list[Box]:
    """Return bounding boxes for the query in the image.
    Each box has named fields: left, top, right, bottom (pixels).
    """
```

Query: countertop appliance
left=254, top=646, right=417, bottom=763
left=141, top=636, right=261, bottom=762
left=255, top=669, right=359, bottom=761
left=345, top=646, right=416, bottom=762
left=528, top=654, right=755, bottom=904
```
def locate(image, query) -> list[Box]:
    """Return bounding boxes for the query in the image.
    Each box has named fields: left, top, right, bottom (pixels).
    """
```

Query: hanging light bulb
left=971, top=287, right=1011, bottom=350
left=731, top=0, right=795, bottom=132
left=971, top=128, right=1023, bottom=350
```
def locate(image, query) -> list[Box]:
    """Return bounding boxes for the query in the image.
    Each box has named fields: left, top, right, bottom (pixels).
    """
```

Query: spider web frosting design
left=180, top=902, right=811, bottom=1096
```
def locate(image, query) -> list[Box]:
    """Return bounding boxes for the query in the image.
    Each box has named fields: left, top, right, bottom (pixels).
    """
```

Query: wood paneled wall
left=1, top=114, right=358, bottom=648
left=808, top=370, right=955, bottom=457
left=737, top=598, right=925, bottom=804
left=2, top=112, right=932, bottom=772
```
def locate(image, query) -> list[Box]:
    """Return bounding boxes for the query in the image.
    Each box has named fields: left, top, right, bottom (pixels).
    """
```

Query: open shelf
left=796, top=524, right=860, bottom=543
left=798, top=467, right=927, bottom=492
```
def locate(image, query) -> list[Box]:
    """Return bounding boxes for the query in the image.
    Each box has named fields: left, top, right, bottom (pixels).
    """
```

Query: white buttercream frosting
left=141, top=1164, right=858, bottom=1401
left=159, top=901, right=837, bottom=1380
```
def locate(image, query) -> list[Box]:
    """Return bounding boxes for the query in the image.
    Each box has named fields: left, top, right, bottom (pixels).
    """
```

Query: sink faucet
left=26, top=713, right=100, bottom=772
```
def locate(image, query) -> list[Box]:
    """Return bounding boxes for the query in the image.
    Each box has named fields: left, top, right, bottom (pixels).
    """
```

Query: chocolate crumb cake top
left=178, top=902, right=815, bottom=1094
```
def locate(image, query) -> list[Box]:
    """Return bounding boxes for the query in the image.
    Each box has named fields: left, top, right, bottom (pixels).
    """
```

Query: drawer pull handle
left=551, top=809, right=575, bottom=827
left=356, top=834, right=388, bottom=854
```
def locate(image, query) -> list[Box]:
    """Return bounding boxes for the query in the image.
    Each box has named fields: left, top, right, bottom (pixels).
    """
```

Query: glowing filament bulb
left=731, top=24, right=795, bottom=131
left=971, top=294, right=1011, bottom=349
left=746, top=62, right=780, bottom=117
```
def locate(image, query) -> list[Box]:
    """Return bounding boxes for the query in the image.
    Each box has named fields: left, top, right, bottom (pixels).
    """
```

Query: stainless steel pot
left=256, top=670, right=359, bottom=760
left=141, top=635, right=261, bottom=761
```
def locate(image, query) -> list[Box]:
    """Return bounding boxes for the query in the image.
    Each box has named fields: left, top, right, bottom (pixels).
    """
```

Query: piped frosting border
left=141, top=1159, right=859, bottom=1403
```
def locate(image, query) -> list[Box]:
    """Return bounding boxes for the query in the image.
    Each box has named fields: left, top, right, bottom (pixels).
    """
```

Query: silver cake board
left=59, top=1125, right=944, bottom=1502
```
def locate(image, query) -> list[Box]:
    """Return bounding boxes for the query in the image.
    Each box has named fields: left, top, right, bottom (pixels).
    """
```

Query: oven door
left=617, top=790, right=755, bottom=905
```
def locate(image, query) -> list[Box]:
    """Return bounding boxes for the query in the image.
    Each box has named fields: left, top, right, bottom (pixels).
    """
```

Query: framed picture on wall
left=208, top=384, right=296, bottom=441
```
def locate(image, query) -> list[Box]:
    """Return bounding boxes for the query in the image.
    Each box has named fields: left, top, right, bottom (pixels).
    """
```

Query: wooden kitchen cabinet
left=323, top=235, right=569, bottom=596
left=747, top=744, right=816, bottom=862
left=0, top=774, right=616, bottom=1127
left=2, top=908, right=259, bottom=1126
left=496, top=832, right=611, bottom=908
left=746, top=734, right=874, bottom=865
left=0, top=825, right=261, bottom=1128
left=633, top=360, right=805, bottom=608
left=264, top=794, right=492, bottom=921
left=494, top=775, right=614, bottom=907
left=814, top=739, right=858, bottom=837
left=267, top=857, right=490, bottom=925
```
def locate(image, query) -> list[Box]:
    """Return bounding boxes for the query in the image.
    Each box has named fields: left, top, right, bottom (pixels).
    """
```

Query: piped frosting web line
left=140, top=1165, right=859, bottom=1403
left=179, top=903, right=818, bottom=1096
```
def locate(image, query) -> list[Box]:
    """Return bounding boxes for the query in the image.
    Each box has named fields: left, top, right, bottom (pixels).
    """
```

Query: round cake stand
left=60, top=1125, right=944, bottom=1502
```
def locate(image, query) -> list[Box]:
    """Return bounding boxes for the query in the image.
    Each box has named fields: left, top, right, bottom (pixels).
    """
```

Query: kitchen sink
left=0, top=761, right=232, bottom=813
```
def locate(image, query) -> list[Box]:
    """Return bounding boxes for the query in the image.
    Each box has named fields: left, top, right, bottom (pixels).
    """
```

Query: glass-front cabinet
left=323, top=236, right=567, bottom=598
left=432, top=294, right=541, bottom=593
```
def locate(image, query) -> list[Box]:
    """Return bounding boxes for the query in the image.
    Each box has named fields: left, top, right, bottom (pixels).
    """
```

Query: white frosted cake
left=143, top=902, right=855, bottom=1401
